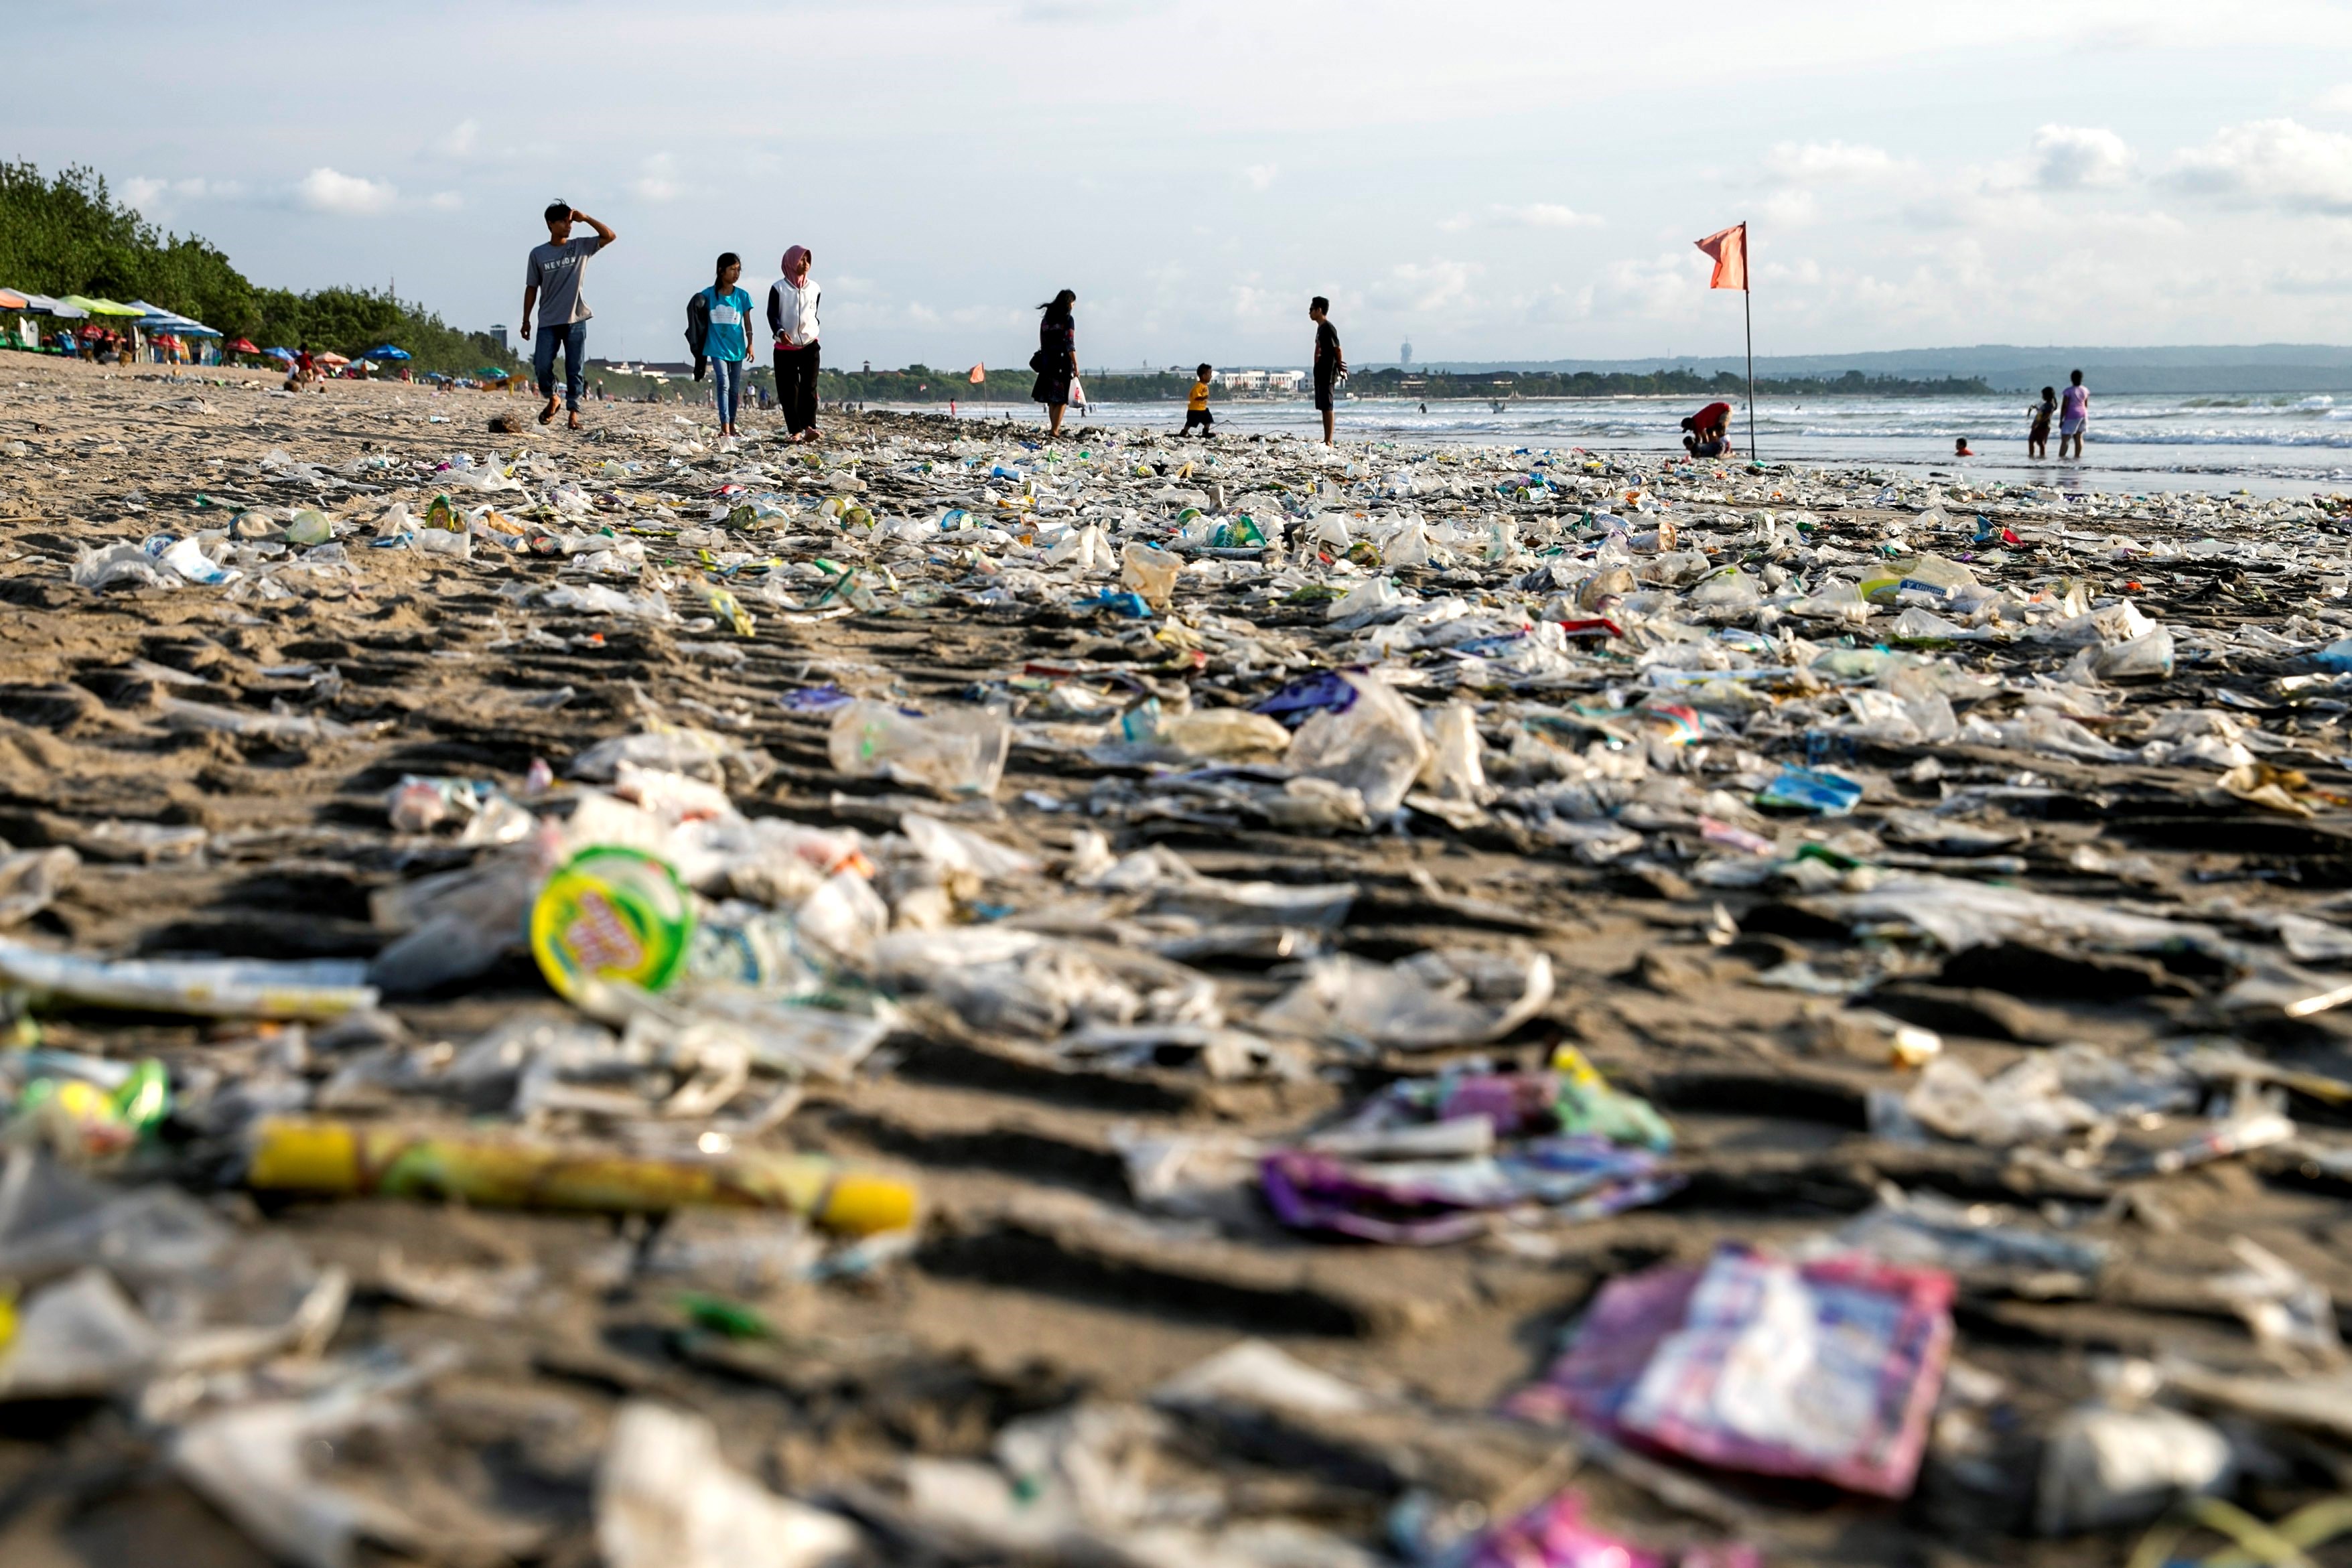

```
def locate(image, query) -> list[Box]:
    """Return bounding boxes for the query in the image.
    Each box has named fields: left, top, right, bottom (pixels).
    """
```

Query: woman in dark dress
left=1030, top=288, right=1077, bottom=436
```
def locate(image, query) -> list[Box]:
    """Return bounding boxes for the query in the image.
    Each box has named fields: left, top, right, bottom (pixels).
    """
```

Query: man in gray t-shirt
left=521, top=199, right=617, bottom=429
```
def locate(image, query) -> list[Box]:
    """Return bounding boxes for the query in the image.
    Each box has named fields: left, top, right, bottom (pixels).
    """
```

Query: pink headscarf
left=780, top=246, right=811, bottom=287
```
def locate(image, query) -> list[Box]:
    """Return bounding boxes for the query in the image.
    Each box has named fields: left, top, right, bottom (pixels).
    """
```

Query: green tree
left=0, top=159, right=517, bottom=375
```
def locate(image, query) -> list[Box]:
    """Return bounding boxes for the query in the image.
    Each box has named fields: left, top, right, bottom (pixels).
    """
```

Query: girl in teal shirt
left=700, top=253, right=754, bottom=437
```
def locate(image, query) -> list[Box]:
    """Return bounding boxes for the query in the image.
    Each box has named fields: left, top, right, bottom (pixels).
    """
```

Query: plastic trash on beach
left=0, top=846, right=77, bottom=926
left=1509, top=1242, right=1954, bottom=1497
left=1284, top=670, right=1430, bottom=815
left=530, top=845, right=697, bottom=1000
left=599, top=1401, right=860, bottom=1568
left=0, top=942, right=377, bottom=1018
left=2035, top=1398, right=2235, bottom=1535
left=1756, top=765, right=1863, bottom=816
left=1825, top=1183, right=2109, bottom=1283
left=245, top=1117, right=916, bottom=1234
left=828, top=699, right=1012, bottom=796
left=0, top=1150, right=348, bottom=1401
left=1462, top=1490, right=1759, bottom=1568
left=1118, top=541, right=1181, bottom=610
left=1256, top=947, right=1553, bottom=1052
left=1260, top=1115, right=1677, bottom=1244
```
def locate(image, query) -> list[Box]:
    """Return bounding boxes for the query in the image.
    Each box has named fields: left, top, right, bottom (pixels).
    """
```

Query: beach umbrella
left=58, top=296, right=144, bottom=318
left=358, top=344, right=410, bottom=362
left=0, top=289, right=27, bottom=311
left=127, top=300, right=221, bottom=338
left=28, top=296, right=86, bottom=319
left=226, top=338, right=259, bottom=354
left=475, top=366, right=510, bottom=380
left=263, top=347, right=296, bottom=362
left=314, top=352, right=350, bottom=367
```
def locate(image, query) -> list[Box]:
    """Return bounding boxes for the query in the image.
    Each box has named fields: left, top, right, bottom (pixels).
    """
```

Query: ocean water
left=929, top=390, right=2352, bottom=499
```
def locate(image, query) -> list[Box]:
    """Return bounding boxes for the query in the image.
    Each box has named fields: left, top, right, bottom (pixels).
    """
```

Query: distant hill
left=1383, top=344, right=2352, bottom=395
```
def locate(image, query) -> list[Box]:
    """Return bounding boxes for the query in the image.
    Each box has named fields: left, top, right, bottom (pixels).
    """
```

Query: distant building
left=1218, top=368, right=1269, bottom=392
left=1265, top=370, right=1306, bottom=394
left=1400, top=341, right=1412, bottom=366
left=488, top=324, right=510, bottom=352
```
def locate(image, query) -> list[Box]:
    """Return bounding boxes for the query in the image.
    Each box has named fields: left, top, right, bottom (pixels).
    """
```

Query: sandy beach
left=6, top=353, right=2352, bottom=1562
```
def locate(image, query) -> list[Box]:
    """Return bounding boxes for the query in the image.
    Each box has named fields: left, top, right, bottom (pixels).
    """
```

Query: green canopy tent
left=57, top=296, right=146, bottom=359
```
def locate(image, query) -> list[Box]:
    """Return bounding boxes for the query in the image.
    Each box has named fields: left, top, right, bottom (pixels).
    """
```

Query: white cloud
left=1578, top=253, right=1704, bottom=320
left=1762, top=139, right=1905, bottom=183
left=2031, top=124, right=2133, bottom=188
left=631, top=153, right=681, bottom=202
left=2167, top=118, right=2352, bottom=214
left=1758, top=190, right=1821, bottom=228
left=434, top=118, right=480, bottom=157
left=1493, top=202, right=1600, bottom=228
left=1240, top=163, right=1278, bottom=191
left=297, top=167, right=396, bottom=215
left=2317, top=84, right=2352, bottom=115
left=1368, top=261, right=1478, bottom=313
left=427, top=191, right=462, bottom=211
left=121, top=175, right=230, bottom=216
left=1442, top=203, right=1601, bottom=232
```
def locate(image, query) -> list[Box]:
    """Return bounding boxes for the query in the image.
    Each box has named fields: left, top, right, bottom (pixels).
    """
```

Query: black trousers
left=776, top=341, right=821, bottom=433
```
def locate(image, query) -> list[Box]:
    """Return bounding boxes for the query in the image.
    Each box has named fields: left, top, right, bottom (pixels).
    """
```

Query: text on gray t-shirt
left=527, top=236, right=603, bottom=328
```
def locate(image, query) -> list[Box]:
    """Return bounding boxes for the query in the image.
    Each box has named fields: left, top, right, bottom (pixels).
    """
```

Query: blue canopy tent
left=358, top=344, right=409, bottom=362
left=127, top=301, right=222, bottom=338
left=262, top=347, right=297, bottom=362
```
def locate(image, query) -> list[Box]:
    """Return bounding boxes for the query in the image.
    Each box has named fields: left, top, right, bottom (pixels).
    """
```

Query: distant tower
left=1400, top=340, right=1413, bottom=366
left=488, top=324, right=510, bottom=352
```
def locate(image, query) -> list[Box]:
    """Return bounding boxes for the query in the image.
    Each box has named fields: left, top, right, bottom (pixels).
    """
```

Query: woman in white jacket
left=766, top=246, right=821, bottom=441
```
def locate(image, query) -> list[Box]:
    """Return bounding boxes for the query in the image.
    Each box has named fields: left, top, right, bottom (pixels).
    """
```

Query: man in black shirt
left=1310, top=295, right=1344, bottom=445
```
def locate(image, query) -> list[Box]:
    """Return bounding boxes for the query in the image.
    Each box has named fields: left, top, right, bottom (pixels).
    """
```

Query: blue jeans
left=710, top=356, right=744, bottom=427
left=534, top=320, right=587, bottom=411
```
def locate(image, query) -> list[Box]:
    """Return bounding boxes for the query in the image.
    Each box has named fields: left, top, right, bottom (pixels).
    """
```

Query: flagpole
left=1744, top=220, right=1756, bottom=464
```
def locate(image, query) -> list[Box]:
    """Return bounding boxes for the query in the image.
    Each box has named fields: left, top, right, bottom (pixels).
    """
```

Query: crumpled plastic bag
left=828, top=700, right=1011, bottom=798
left=1257, top=947, right=1553, bottom=1052
left=1284, top=671, right=1429, bottom=815
left=599, top=1401, right=859, bottom=1568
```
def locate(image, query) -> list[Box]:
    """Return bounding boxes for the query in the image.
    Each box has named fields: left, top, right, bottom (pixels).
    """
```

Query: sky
left=16, top=0, right=2352, bottom=371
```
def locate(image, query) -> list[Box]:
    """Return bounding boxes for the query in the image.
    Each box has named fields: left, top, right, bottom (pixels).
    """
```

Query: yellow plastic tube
left=247, top=1118, right=916, bottom=1236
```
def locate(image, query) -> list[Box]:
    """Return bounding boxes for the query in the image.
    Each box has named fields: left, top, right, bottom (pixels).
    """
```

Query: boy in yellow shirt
left=1181, top=363, right=1214, bottom=436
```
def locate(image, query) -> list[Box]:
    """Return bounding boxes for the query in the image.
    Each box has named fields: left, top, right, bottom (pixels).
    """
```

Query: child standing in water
left=2028, top=386, right=2056, bottom=459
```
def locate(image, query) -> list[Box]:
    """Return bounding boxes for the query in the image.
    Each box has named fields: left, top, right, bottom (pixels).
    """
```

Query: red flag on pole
left=968, top=363, right=986, bottom=383
left=1694, top=223, right=1748, bottom=291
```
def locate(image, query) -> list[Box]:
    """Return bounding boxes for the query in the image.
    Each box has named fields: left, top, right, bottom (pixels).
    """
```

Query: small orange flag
left=968, top=363, right=985, bottom=384
left=1694, top=223, right=1748, bottom=291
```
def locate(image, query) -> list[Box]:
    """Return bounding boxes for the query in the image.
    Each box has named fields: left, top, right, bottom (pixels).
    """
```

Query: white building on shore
left=1214, top=368, right=1307, bottom=397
